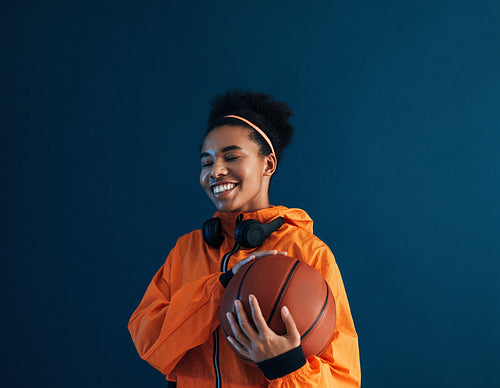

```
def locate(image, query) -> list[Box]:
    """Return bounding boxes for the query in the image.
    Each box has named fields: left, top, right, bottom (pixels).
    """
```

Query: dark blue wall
left=3, top=1, right=499, bottom=386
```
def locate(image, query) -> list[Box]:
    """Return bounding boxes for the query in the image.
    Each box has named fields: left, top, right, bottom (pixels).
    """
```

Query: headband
left=224, top=115, right=276, bottom=156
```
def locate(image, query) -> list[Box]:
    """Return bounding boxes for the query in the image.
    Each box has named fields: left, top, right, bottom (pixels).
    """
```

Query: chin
left=216, top=205, right=238, bottom=213
left=212, top=201, right=233, bottom=212
left=213, top=201, right=243, bottom=213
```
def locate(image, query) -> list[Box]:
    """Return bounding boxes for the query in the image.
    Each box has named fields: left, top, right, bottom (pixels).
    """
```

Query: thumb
left=281, top=306, right=301, bottom=344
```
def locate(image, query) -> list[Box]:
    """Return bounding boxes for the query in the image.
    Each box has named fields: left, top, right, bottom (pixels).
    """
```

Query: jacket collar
left=213, top=205, right=314, bottom=239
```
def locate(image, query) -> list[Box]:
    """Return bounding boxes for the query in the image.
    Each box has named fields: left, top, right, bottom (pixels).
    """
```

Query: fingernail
left=283, top=306, right=289, bottom=314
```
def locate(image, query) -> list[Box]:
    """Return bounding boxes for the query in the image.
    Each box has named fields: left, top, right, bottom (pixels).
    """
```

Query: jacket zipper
left=213, top=214, right=242, bottom=388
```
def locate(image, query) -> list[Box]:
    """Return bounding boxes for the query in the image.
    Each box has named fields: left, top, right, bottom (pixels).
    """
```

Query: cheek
left=199, top=171, right=207, bottom=188
left=240, top=164, right=263, bottom=184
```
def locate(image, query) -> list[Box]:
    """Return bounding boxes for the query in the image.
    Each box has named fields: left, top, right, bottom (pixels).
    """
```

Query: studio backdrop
left=3, top=1, right=499, bottom=387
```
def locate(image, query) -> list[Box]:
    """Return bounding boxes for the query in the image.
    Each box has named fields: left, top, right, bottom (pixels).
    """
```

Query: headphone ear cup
left=202, top=217, right=224, bottom=248
left=235, top=217, right=285, bottom=249
left=235, top=219, right=264, bottom=249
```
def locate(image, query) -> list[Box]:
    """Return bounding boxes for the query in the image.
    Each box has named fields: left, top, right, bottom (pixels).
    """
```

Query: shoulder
left=276, top=222, right=336, bottom=271
left=172, top=228, right=208, bottom=253
left=165, top=229, right=206, bottom=262
left=175, top=228, right=204, bottom=246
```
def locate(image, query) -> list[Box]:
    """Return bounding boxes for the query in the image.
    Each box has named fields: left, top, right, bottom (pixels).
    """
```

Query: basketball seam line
left=301, top=280, right=330, bottom=340
left=236, top=257, right=263, bottom=301
left=266, top=260, right=300, bottom=327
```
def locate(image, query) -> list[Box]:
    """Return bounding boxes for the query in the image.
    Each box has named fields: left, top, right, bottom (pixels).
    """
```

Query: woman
left=128, top=90, right=361, bottom=387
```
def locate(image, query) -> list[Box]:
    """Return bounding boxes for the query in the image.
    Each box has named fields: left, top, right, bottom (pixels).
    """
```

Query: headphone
left=202, top=216, right=284, bottom=249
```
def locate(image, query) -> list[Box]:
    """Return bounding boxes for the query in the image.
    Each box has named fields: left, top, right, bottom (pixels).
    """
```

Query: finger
left=226, top=311, right=251, bottom=347
left=226, top=336, right=251, bottom=359
left=277, top=251, right=288, bottom=256
left=281, top=306, right=301, bottom=344
left=248, top=294, right=270, bottom=334
left=252, top=250, right=278, bottom=259
left=240, top=254, right=256, bottom=266
left=234, top=299, right=258, bottom=340
left=232, top=255, right=256, bottom=275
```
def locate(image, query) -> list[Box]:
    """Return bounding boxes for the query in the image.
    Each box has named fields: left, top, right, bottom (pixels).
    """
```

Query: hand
left=231, top=250, right=287, bottom=275
left=226, top=294, right=301, bottom=363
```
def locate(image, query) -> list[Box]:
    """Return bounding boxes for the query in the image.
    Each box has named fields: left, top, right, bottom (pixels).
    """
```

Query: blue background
left=2, top=1, right=499, bottom=386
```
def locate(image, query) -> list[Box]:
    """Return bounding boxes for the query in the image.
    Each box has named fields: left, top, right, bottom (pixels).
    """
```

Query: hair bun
left=207, top=89, right=294, bottom=164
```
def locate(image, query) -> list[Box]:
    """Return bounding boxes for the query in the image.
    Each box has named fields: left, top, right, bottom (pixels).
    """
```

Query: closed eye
left=226, top=150, right=246, bottom=161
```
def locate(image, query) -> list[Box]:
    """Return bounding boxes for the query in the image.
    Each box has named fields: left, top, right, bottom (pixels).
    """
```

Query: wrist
left=219, top=270, right=234, bottom=288
left=256, top=345, right=306, bottom=380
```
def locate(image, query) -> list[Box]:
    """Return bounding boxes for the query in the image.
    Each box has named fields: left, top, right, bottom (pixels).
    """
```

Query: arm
left=127, top=245, right=283, bottom=375
left=127, top=247, right=224, bottom=374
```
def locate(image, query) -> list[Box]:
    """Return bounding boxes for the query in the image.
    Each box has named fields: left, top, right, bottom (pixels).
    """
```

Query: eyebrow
left=200, top=145, right=242, bottom=159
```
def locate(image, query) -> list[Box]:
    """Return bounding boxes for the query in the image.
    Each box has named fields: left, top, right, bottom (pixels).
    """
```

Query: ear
left=263, top=153, right=277, bottom=177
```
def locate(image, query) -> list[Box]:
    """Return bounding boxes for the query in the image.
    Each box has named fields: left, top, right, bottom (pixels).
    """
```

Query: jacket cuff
left=256, top=345, right=306, bottom=380
left=219, top=270, right=234, bottom=288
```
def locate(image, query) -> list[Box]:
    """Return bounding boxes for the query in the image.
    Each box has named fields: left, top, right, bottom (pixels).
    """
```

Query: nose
left=210, top=159, right=228, bottom=178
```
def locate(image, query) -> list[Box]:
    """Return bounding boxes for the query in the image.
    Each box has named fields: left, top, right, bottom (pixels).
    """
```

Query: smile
left=212, top=183, right=237, bottom=194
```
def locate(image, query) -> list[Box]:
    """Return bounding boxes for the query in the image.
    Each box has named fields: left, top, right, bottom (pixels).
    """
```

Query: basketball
left=219, top=254, right=336, bottom=361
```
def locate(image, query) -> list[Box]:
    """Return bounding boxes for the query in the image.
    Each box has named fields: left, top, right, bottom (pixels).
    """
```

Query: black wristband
left=256, top=345, right=306, bottom=380
left=219, top=270, right=234, bottom=288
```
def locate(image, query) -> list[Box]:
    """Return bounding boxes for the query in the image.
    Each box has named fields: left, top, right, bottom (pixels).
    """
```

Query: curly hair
left=206, top=89, right=295, bottom=164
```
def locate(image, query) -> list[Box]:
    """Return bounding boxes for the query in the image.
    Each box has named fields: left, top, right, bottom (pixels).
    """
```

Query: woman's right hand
left=231, top=250, right=287, bottom=275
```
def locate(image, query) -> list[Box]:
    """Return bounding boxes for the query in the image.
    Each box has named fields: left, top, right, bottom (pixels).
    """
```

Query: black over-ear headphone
left=202, top=216, right=284, bottom=249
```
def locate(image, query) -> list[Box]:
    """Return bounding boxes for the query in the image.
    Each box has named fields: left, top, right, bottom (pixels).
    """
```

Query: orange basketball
left=220, top=254, right=336, bottom=362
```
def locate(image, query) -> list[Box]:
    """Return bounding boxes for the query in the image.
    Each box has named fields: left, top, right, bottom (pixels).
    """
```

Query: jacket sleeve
left=127, top=245, right=225, bottom=374
left=268, top=245, right=361, bottom=388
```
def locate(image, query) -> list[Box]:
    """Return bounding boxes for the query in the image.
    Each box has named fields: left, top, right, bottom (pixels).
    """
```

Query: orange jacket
left=128, top=206, right=361, bottom=387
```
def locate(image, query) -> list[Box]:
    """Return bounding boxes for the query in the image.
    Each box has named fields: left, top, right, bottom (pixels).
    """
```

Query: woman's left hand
left=226, top=294, right=301, bottom=363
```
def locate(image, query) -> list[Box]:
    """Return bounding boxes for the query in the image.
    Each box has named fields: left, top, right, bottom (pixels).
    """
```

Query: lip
left=210, top=181, right=238, bottom=198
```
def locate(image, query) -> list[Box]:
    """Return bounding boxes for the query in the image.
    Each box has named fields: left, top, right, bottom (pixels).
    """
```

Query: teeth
left=213, top=183, right=236, bottom=194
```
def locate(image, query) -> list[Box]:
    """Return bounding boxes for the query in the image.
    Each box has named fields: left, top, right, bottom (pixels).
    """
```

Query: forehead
left=201, top=125, right=257, bottom=153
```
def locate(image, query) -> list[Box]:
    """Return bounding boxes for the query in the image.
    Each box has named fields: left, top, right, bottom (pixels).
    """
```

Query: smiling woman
left=128, top=90, right=361, bottom=387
